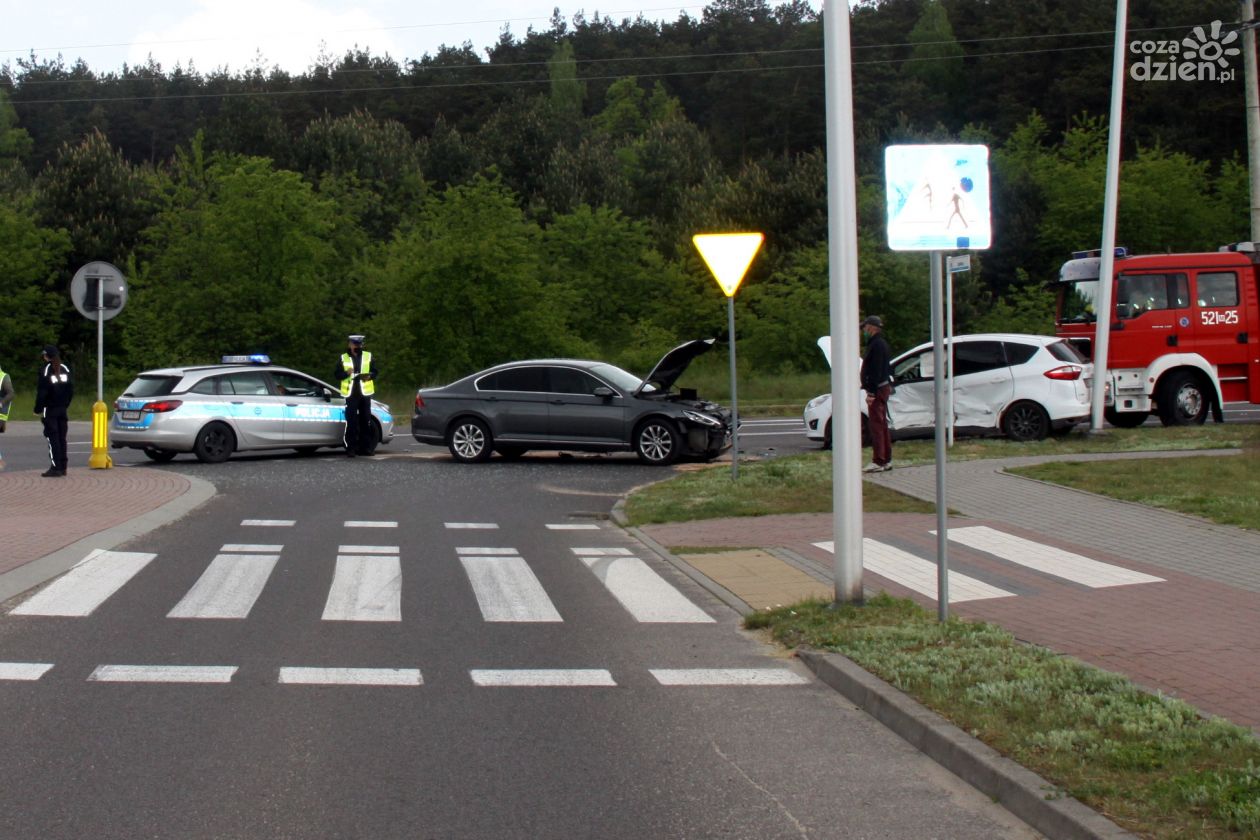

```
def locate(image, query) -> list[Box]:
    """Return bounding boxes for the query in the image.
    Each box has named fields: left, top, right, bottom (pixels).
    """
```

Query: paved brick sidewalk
left=0, top=467, right=193, bottom=576
left=639, top=454, right=1260, bottom=731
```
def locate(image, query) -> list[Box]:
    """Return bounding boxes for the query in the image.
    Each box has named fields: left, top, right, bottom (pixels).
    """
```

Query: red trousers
left=868, top=384, right=892, bottom=466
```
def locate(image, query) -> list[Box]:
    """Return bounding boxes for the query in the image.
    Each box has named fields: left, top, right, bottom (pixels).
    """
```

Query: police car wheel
left=143, top=447, right=178, bottom=463
left=193, top=422, right=236, bottom=463
left=449, top=418, right=492, bottom=463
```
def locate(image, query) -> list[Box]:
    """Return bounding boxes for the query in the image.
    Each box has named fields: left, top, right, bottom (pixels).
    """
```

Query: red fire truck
left=1054, top=243, right=1260, bottom=427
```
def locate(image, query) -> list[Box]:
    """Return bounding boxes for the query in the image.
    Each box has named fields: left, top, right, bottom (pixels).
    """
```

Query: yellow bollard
left=89, top=400, right=113, bottom=469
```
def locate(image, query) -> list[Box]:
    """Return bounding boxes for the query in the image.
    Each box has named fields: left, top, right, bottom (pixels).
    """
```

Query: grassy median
left=747, top=596, right=1260, bottom=840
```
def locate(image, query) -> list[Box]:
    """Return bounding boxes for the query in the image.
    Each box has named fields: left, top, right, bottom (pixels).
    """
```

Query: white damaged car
left=804, top=333, right=1092, bottom=447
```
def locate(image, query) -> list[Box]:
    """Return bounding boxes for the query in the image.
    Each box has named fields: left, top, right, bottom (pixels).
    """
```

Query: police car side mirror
left=593, top=387, right=614, bottom=399
left=322, top=388, right=333, bottom=402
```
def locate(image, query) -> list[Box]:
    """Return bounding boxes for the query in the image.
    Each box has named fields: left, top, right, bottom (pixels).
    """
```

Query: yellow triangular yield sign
left=693, top=233, right=764, bottom=297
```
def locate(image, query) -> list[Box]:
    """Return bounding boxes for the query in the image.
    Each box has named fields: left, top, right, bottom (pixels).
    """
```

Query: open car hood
left=635, top=339, right=715, bottom=396
left=817, top=335, right=831, bottom=368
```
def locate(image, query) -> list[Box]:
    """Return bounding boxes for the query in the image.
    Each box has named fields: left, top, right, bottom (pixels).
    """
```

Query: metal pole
left=930, top=252, right=950, bottom=620
left=96, top=279, right=104, bottom=403
left=1244, top=0, right=1260, bottom=241
left=728, top=296, right=739, bottom=481
left=946, top=266, right=955, bottom=447
left=1089, top=0, right=1129, bottom=431
left=824, top=0, right=864, bottom=605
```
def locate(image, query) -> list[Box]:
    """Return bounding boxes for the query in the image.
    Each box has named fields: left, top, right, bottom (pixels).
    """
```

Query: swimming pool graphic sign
left=885, top=145, right=991, bottom=251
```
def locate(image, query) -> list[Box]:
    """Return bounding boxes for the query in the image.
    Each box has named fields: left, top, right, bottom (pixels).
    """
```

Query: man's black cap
left=860, top=315, right=883, bottom=328
left=42, top=344, right=60, bottom=357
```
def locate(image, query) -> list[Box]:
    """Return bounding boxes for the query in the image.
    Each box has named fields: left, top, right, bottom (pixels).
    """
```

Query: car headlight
left=682, top=410, right=723, bottom=428
left=805, top=394, right=831, bottom=411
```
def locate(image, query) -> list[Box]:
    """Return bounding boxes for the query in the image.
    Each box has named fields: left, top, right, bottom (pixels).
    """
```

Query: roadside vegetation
left=1008, top=446, right=1260, bottom=531
left=623, top=424, right=1256, bottom=526
left=747, top=595, right=1260, bottom=840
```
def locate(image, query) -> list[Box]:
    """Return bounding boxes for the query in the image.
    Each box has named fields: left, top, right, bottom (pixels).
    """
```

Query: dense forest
left=0, top=0, right=1250, bottom=386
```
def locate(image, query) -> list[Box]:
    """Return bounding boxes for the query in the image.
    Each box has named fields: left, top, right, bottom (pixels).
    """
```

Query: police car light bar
left=1070, top=247, right=1128, bottom=260
left=221, top=354, right=271, bottom=365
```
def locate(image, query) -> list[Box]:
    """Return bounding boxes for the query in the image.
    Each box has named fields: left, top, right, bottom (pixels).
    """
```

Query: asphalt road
left=0, top=432, right=1039, bottom=840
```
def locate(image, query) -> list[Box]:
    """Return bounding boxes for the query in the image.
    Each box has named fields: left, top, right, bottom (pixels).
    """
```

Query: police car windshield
left=123, top=375, right=181, bottom=398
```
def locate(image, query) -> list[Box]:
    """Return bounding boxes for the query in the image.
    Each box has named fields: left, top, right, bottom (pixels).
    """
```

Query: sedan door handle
left=550, top=400, right=566, bottom=405
left=231, top=401, right=245, bottom=405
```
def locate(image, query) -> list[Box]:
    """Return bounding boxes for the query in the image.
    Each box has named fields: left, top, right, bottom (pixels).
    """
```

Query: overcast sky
left=1, top=1, right=821, bottom=76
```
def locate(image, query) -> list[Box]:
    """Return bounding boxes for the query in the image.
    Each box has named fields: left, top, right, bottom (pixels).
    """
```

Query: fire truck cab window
left=1196, top=272, right=1239, bottom=308
left=1117, top=274, right=1175, bottom=319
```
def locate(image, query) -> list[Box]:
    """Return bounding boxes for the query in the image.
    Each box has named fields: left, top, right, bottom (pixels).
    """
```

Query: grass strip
left=1008, top=451, right=1260, bottom=531
left=747, top=595, right=1260, bottom=839
left=623, top=453, right=935, bottom=524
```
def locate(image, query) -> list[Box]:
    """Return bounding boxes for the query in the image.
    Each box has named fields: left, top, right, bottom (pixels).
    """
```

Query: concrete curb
left=0, top=472, right=217, bottom=603
left=797, top=650, right=1137, bottom=839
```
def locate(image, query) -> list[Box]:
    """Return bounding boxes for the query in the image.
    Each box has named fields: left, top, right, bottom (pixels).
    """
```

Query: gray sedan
left=411, top=340, right=733, bottom=465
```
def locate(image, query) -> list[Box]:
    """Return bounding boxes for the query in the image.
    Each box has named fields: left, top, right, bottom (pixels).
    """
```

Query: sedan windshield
left=589, top=363, right=643, bottom=393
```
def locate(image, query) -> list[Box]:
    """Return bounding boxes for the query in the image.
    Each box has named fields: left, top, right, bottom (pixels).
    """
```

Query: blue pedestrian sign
left=885, top=145, right=991, bottom=251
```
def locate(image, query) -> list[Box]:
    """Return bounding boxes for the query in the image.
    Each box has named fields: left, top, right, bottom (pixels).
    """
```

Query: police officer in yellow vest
left=336, top=334, right=378, bottom=457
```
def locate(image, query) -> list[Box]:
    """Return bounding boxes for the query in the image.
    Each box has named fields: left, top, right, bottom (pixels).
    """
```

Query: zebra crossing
left=813, top=525, right=1165, bottom=604
left=1, top=519, right=809, bottom=689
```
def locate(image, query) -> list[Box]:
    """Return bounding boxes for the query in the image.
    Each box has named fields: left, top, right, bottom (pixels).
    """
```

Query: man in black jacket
left=860, top=316, right=893, bottom=472
left=34, top=344, right=73, bottom=477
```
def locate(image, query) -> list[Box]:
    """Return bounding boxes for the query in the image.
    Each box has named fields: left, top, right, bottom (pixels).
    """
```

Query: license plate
left=121, top=411, right=141, bottom=421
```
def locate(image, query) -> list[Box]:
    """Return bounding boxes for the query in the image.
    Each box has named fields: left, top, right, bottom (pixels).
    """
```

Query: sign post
left=885, top=145, right=991, bottom=620
left=70, top=261, right=128, bottom=470
left=945, top=254, right=972, bottom=446
left=693, top=233, right=764, bottom=480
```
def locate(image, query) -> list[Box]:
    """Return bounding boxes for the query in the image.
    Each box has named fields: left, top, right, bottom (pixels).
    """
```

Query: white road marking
left=445, top=522, right=499, bottom=529
left=460, top=555, right=562, bottom=622
left=939, top=526, right=1165, bottom=588
left=470, top=669, right=616, bottom=687
left=322, top=555, right=403, bottom=622
left=546, top=524, right=601, bottom=530
left=220, top=544, right=283, bottom=553
left=576, top=552, right=714, bottom=623
left=0, top=663, right=55, bottom=681
left=88, top=665, right=238, bottom=683
left=650, top=668, right=810, bottom=686
left=12, top=550, right=158, bottom=617
left=813, top=540, right=1016, bottom=603
left=337, top=545, right=400, bottom=554
left=241, top=519, right=295, bottom=527
left=571, top=547, right=633, bottom=556
left=167, top=554, right=280, bottom=619
left=344, top=521, right=398, bottom=528
left=278, top=667, right=422, bottom=686
left=456, top=546, right=519, bottom=556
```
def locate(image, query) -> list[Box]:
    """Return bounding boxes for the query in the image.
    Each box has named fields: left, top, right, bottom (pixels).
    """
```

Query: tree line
left=0, top=0, right=1249, bottom=387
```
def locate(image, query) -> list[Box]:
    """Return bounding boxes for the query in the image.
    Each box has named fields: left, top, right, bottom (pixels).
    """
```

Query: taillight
left=142, top=400, right=184, bottom=413
left=1043, top=365, right=1083, bottom=381
left=414, top=393, right=426, bottom=411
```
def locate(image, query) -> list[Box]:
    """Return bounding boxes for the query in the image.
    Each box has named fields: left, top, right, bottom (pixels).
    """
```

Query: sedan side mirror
left=593, top=387, right=614, bottom=399
left=322, top=388, right=334, bottom=402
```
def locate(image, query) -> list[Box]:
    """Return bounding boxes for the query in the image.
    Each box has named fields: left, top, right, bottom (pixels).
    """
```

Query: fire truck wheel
left=1157, top=371, right=1209, bottom=426
left=1104, top=408, right=1148, bottom=428
left=1001, top=401, right=1050, bottom=442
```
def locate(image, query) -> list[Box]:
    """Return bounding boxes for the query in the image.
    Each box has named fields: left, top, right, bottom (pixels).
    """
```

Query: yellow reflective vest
left=339, top=352, right=374, bottom=397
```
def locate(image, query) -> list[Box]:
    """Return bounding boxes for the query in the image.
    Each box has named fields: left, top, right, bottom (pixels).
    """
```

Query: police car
left=111, top=355, right=394, bottom=463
